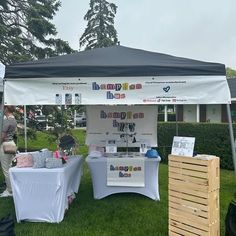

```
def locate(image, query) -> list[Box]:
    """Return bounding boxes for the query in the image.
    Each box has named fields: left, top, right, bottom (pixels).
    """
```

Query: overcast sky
left=53, top=0, right=236, bottom=69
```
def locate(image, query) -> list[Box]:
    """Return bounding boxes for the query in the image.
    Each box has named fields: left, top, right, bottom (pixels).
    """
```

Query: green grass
left=0, top=130, right=236, bottom=235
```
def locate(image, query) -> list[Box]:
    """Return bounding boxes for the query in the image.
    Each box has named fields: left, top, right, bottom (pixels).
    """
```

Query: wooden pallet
left=168, top=155, right=220, bottom=236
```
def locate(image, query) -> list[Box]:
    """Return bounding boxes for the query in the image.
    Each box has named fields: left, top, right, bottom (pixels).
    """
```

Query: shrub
left=18, top=123, right=236, bottom=170
left=158, top=122, right=235, bottom=170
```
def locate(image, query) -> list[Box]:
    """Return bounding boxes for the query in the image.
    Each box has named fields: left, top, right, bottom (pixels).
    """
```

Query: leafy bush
left=18, top=129, right=88, bottom=155
left=158, top=122, right=235, bottom=170
left=18, top=123, right=236, bottom=169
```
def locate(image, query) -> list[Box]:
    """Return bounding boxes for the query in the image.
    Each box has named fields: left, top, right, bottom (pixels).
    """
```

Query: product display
left=16, top=153, right=33, bottom=168
left=86, top=155, right=161, bottom=200
left=145, top=149, right=159, bottom=158
left=31, top=152, right=46, bottom=168
left=55, top=94, right=62, bottom=104
left=45, top=158, right=63, bottom=169
left=9, top=156, right=83, bottom=223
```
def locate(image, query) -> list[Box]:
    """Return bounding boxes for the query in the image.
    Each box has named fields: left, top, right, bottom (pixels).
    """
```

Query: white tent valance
left=4, top=75, right=230, bottom=105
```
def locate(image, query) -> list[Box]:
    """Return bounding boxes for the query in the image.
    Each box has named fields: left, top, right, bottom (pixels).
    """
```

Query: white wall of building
left=206, top=104, right=221, bottom=123
left=183, top=105, right=197, bottom=122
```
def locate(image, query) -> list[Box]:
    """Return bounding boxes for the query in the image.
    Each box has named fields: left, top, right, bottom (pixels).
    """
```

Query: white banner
left=4, top=76, right=231, bottom=105
left=107, top=157, right=145, bottom=187
left=86, top=105, right=158, bottom=147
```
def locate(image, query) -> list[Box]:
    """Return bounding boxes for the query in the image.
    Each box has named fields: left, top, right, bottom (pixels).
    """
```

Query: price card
left=171, top=136, right=195, bottom=157
left=139, top=140, right=151, bottom=154
left=106, top=140, right=117, bottom=153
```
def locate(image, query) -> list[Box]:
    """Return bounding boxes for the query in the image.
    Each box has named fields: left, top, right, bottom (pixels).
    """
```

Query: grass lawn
left=0, top=130, right=236, bottom=235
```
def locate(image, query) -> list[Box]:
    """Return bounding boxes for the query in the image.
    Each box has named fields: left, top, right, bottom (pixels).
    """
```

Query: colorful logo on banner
left=100, top=110, right=144, bottom=129
left=110, top=164, right=142, bottom=178
left=92, top=82, right=143, bottom=99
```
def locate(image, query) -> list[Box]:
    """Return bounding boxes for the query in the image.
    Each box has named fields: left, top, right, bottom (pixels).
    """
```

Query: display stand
left=168, top=154, right=219, bottom=236
left=86, top=155, right=161, bottom=200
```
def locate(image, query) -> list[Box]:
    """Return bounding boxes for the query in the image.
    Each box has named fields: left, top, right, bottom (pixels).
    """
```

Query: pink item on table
left=16, top=154, right=33, bottom=168
left=54, top=150, right=60, bottom=159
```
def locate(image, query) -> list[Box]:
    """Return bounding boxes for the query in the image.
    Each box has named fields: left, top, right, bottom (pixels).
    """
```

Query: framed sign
left=106, top=140, right=117, bottom=153
left=171, top=136, right=195, bottom=157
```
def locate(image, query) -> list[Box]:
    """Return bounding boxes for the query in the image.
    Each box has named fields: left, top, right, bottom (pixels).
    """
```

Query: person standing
left=0, top=106, right=17, bottom=197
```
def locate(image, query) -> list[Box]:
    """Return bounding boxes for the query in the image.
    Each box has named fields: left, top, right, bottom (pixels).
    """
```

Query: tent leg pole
left=24, top=105, right=27, bottom=152
left=226, top=104, right=236, bottom=176
left=175, top=105, right=178, bottom=136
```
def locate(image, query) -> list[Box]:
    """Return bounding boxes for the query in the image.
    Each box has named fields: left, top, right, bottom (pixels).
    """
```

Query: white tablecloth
left=86, top=155, right=161, bottom=200
left=9, top=156, right=83, bottom=223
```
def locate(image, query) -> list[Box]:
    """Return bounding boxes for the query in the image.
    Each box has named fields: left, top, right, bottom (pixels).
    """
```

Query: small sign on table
left=106, top=140, right=117, bottom=153
left=171, top=136, right=195, bottom=157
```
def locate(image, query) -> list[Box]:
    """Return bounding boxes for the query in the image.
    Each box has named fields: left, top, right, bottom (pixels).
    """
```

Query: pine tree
left=80, top=0, right=118, bottom=50
left=0, top=0, right=74, bottom=64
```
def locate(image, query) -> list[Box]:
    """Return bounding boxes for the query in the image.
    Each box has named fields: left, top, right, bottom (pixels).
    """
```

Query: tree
left=80, top=0, right=118, bottom=50
left=0, top=0, right=74, bottom=64
left=226, top=67, right=236, bottom=79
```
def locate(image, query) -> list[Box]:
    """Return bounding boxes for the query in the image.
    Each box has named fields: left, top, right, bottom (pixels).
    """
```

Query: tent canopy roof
left=5, top=45, right=225, bottom=78
left=227, top=78, right=236, bottom=99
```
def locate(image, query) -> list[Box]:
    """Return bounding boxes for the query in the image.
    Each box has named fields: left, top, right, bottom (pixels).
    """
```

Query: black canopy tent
left=1, top=45, right=235, bottom=174
left=5, top=45, right=225, bottom=78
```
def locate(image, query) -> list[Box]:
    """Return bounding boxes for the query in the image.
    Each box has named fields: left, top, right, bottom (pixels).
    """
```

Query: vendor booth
left=1, top=46, right=233, bottom=206
left=86, top=104, right=161, bottom=200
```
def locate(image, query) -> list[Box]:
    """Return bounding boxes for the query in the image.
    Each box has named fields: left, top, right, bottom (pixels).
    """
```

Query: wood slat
left=169, top=201, right=208, bottom=218
left=169, top=161, right=208, bottom=172
left=169, top=184, right=208, bottom=198
left=169, top=208, right=209, bottom=225
left=170, top=219, right=208, bottom=236
left=169, top=190, right=207, bottom=205
left=169, top=171, right=209, bottom=186
left=169, top=231, right=182, bottom=236
left=169, top=166, right=208, bottom=179
left=169, top=178, right=209, bottom=192
left=169, top=213, right=210, bottom=232
left=169, top=225, right=200, bottom=236
left=169, top=195, right=209, bottom=212
left=169, top=155, right=209, bottom=166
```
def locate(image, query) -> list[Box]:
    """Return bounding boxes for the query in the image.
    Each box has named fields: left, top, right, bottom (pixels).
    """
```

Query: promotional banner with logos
left=86, top=105, right=158, bottom=147
left=107, top=157, right=145, bottom=187
left=4, top=75, right=230, bottom=105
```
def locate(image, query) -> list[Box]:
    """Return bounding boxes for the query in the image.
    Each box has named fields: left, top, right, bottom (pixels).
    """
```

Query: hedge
left=157, top=122, right=236, bottom=170
left=18, top=123, right=235, bottom=170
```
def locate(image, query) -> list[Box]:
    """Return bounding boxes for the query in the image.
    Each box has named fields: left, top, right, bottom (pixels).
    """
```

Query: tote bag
left=3, top=142, right=17, bottom=154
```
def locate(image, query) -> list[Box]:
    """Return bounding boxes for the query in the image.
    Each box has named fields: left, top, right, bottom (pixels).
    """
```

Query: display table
left=9, top=156, right=83, bottom=223
left=86, top=154, right=161, bottom=200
